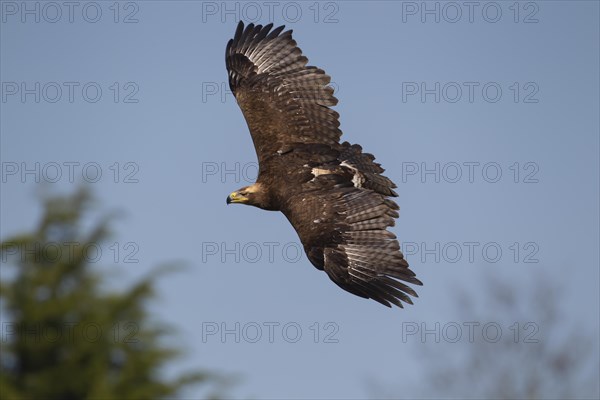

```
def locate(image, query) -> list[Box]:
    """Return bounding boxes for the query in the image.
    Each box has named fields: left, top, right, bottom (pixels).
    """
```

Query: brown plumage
left=225, top=21, right=422, bottom=308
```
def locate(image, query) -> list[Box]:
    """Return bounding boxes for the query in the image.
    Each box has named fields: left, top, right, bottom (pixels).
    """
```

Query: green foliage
left=0, top=189, right=210, bottom=400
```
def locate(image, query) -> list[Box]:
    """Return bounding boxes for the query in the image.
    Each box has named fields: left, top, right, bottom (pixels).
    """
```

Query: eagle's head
left=226, top=183, right=273, bottom=209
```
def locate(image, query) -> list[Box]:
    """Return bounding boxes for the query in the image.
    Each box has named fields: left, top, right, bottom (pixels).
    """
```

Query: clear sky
left=1, top=1, right=599, bottom=398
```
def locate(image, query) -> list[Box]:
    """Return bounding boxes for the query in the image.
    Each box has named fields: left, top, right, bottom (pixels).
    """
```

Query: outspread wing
left=225, top=21, right=341, bottom=168
left=282, top=181, right=422, bottom=308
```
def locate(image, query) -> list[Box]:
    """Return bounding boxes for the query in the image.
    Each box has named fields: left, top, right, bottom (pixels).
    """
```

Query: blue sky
left=1, top=1, right=599, bottom=398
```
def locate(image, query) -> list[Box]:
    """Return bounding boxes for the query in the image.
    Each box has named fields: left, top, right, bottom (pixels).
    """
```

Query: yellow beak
left=226, top=191, right=247, bottom=204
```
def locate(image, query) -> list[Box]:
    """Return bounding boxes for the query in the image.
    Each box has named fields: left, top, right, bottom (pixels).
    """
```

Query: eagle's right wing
left=225, top=21, right=341, bottom=168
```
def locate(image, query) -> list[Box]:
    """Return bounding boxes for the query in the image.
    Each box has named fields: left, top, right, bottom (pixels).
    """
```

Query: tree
left=0, top=189, right=216, bottom=399
left=370, top=273, right=600, bottom=399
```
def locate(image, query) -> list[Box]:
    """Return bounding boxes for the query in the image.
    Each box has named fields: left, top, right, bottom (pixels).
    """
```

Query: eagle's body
left=225, top=21, right=422, bottom=308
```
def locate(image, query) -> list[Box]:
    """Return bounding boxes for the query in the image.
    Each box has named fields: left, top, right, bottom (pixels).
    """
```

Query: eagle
left=225, top=21, right=422, bottom=308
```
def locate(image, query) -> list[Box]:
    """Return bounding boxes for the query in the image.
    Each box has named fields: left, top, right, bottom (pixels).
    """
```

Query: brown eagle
left=225, top=21, right=422, bottom=308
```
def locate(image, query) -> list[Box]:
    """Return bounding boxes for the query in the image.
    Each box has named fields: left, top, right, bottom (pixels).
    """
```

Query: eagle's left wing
left=282, top=183, right=422, bottom=308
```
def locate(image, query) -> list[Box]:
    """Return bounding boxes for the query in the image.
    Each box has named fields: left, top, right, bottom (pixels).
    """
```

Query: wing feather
left=226, top=21, right=341, bottom=167
left=282, top=187, right=422, bottom=308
